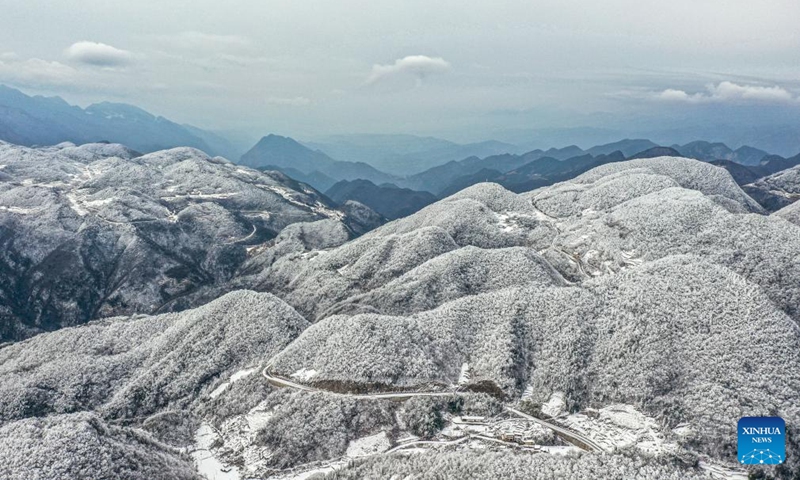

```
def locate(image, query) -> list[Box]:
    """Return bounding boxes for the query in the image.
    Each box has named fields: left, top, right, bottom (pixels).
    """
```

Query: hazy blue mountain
left=671, top=140, right=769, bottom=166
left=258, top=165, right=338, bottom=192
left=240, top=134, right=397, bottom=190
left=326, top=179, right=437, bottom=219
left=495, top=126, right=626, bottom=152
left=586, top=139, right=658, bottom=157
left=305, top=134, right=524, bottom=176
left=629, top=146, right=682, bottom=159
left=493, top=151, right=626, bottom=193
left=708, top=160, right=762, bottom=186
left=0, top=85, right=234, bottom=157
left=436, top=151, right=627, bottom=197
left=404, top=144, right=628, bottom=195
left=756, top=153, right=800, bottom=176
left=405, top=151, right=544, bottom=194
left=181, top=124, right=243, bottom=160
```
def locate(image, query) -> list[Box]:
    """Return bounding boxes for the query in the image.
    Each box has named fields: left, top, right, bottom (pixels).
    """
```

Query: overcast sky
left=1, top=0, right=799, bottom=142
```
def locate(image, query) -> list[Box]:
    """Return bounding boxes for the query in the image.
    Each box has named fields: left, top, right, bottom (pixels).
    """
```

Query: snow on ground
left=0, top=206, right=39, bottom=215
left=559, top=404, right=679, bottom=456
left=520, top=384, right=535, bottom=401
left=698, top=460, right=749, bottom=479
left=539, top=446, right=582, bottom=456
left=620, top=249, right=644, bottom=267
left=212, top=400, right=275, bottom=477
left=457, top=362, right=470, bottom=385
left=345, top=431, right=392, bottom=458
left=161, top=192, right=240, bottom=201
left=66, top=192, right=89, bottom=216
left=496, top=213, right=519, bottom=232
left=209, top=367, right=258, bottom=399
left=289, top=368, right=318, bottom=382
left=495, top=212, right=542, bottom=232
left=231, top=368, right=258, bottom=382
left=540, top=392, right=566, bottom=418
left=192, top=423, right=240, bottom=480
left=300, top=250, right=325, bottom=260
left=83, top=198, right=115, bottom=208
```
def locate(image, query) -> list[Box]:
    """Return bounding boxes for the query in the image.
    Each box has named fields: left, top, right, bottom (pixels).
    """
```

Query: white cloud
left=265, top=96, right=312, bottom=106
left=0, top=52, right=18, bottom=61
left=366, top=55, right=451, bottom=85
left=65, top=41, right=133, bottom=67
left=0, top=57, right=78, bottom=86
left=657, top=81, right=797, bottom=104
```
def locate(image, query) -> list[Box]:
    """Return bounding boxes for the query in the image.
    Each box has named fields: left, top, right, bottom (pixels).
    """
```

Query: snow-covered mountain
left=0, top=141, right=379, bottom=341
left=743, top=163, right=800, bottom=211
left=3, top=154, right=800, bottom=479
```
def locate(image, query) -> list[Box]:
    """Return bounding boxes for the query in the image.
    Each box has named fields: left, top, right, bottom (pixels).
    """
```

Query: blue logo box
left=738, top=417, right=785, bottom=465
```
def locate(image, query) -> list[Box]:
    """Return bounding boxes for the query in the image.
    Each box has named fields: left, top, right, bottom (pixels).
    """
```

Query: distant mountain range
left=304, top=134, right=526, bottom=176
left=0, top=85, right=241, bottom=158
left=396, top=139, right=773, bottom=196
left=4, top=83, right=796, bottom=213
left=241, top=134, right=397, bottom=190
left=239, top=134, right=800, bottom=218
left=670, top=141, right=769, bottom=166
left=326, top=179, right=437, bottom=220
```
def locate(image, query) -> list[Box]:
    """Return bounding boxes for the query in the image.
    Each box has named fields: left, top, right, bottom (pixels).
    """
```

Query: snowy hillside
left=3, top=154, right=800, bottom=479
left=744, top=164, right=800, bottom=211
left=0, top=141, right=379, bottom=341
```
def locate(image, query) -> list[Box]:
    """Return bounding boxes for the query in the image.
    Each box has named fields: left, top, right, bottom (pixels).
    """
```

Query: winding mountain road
left=261, top=369, right=607, bottom=452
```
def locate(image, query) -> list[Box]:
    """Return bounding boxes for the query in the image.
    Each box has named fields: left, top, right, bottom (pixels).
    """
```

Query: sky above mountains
left=1, top=0, right=799, bottom=144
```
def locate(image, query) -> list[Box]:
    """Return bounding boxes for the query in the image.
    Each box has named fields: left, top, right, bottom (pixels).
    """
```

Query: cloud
left=265, top=96, right=311, bottom=106
left=656, top=81, right=797, bottom=104
left=366, top=55, right=451, bottom=85
left=65, top=41, right=133, bottom=67
left=0, top=57, right=78, bottom=86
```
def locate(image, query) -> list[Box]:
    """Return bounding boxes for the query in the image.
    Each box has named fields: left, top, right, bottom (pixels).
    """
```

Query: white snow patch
left=539, top=445, right=582, bottom=456
left=161, top=192, right=240, bottom=201
left=209, top=367, right=258, bottom=399
left=345, top=431, right=392, bottom=458
left=66, top=193, right=89, bottom=216
left=561, top=404, right=679, bottom=456
left=192, top=423, right=240, bottom=480
left=540, top=392, right=566, bottom=418
left=0, top=206, right=38, bottom=215
left=290, top=368, right=318, bottom=382
left=245, top=409, right=274, bottom=432
left=83, top=198, right=115, bottom=208
left=698, top=460, right=749, bottom=480
left=496, top=212, right=520, bottom=232
left=458, top=362, right=470, bottom=385
left=230, top=367, right=258, bottom=383
left=209, top=383, right=230, bottom=399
